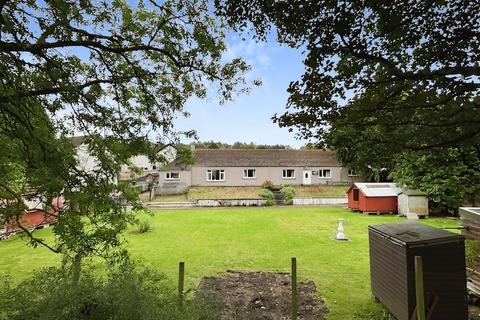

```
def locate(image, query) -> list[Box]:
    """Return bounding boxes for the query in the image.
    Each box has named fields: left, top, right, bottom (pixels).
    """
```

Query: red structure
left=3, top=209, right=57, bottom=234
left=1, top=197, right=63, bottom=238
left=347, top=183, right=402, bottom=214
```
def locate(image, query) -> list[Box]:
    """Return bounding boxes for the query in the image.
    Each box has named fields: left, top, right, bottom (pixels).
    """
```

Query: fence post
left=291, top=257, right=297, bottom=320
left=414, top=256, right=425, bottom=320
left=178, top=261, right=185, bottom=307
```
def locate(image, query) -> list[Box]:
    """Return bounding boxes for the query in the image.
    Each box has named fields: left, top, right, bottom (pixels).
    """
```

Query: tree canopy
left=193, top=140, right=291, bottom=149
left=0, top=0, right=252, bottom=269
left=216, top=0, right=480, bottom=208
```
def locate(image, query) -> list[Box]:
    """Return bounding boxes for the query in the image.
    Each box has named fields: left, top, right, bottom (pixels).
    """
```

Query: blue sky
left=175, top=33, right=308, bottom=148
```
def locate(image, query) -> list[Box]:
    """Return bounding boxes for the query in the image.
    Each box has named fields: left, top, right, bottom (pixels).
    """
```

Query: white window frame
left=165, top=172, right=180, bottom=180
left=243, top=169, right=256, bottom=179
left=206, top=169, right=225, bottom=181
left=319, top=169, right=331, bottom=178
left=282, top=169, right=295, bottom=179
left=348, top=168, right=359, bottom=177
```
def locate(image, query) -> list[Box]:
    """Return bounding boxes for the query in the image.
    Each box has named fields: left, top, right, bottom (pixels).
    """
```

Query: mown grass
left=0, top=207, right=459, bottom=320
left=187, top=186, right=261, bottom=199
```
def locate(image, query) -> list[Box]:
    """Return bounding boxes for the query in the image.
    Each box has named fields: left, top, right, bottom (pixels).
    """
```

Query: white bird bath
left=335, top=218, right=350, bottom=241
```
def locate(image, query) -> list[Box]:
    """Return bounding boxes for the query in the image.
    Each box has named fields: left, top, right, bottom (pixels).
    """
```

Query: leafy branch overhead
left=216, top=0, right=480, bottom=150
left=0, top=0, right=253, bottom=265
left=216, top=0, right=480, bottom=208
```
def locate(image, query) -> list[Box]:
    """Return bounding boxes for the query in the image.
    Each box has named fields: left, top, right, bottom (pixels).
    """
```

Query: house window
left=165, top=172, right=179, bottom=180
left=353, top=188, right=359, bottom=201
left=282, top=169, right=295, bottom=179
left=243, top=169, right=256, bottom=179
left=319, top=169, right=331, bottom=178
left=348, top=168, right=359, bottom=177
left=207, top=169, right=225, bottom=181
left=152, top=165, right=157, bottom=170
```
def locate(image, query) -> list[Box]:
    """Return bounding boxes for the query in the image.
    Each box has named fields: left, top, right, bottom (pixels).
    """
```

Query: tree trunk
left=72, top=253, right=82, bottom=286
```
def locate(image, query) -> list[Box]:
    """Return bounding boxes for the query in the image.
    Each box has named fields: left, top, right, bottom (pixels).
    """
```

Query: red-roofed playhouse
left=347, top=183, right=402, bottom=214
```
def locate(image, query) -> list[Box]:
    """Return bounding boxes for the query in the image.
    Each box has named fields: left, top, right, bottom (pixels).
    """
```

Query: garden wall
left=293, top=197, right=347, bottom=205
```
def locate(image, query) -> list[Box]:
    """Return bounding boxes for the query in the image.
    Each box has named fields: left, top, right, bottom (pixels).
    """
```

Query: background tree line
left=193, top=140, right=291, bottom=149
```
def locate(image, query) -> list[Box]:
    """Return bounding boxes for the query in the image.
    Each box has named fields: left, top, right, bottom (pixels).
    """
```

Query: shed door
left=303, top=170, right=312, bottom=185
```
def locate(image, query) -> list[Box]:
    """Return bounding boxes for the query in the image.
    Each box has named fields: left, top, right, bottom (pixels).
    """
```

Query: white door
left=303, top=170, right=312, bottom=185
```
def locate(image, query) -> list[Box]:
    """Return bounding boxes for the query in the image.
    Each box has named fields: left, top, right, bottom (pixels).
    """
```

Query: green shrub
left=136, top=219, right=152, bottom=233
left=265, top=198, right=275, bottom=206
left=280, top=186, right=296, bottom=204
left=261, top=180, right=274, bottom=190
left=259, top=188, right=274, bottom=200
left=0, top=262, right=219, bottom=320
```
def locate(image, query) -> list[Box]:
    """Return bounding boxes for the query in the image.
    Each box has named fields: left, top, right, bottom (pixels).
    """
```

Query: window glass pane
left=283, top=169, right=294, bottom=178
left=348, top=169, right=358, bottom=176
left=166, top=172, right=179, bottom=179
left=207, top=169, right=224, bottom=181
left=244, top=169, right=255, bottom=178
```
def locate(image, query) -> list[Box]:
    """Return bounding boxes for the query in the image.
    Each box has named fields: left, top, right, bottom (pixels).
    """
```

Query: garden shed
left=347, top=182, right=402, bottom=214
left=397, top=189, right=429, bottom=218
left=369, top=221, right=468, bottom=320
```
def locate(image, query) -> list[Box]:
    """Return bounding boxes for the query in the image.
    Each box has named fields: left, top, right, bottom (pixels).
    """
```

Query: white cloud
left=224, top=37, right=271, bottom=70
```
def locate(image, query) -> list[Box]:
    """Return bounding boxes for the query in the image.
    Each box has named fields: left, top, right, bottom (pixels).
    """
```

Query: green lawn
left=0, top=207, right=459, bottom=319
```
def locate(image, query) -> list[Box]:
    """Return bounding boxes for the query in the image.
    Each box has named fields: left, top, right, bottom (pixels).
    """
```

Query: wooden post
left=178, top=261, right=185, bottom=307
left=414, top=256, right=425, bottom=320
left=291, top=257, right=297, bottom=320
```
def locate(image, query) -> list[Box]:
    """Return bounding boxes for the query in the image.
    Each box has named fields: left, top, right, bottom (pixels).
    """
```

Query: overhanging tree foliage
left=216, top=0, right=480, bottom=208
left=0, top=0, right=252, bottom=274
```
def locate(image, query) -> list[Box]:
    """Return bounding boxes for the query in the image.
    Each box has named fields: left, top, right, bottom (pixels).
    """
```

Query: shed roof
left=459, top=207, right=480, bottom=222
left=178, top=149, right=341, bottom=168
left=399, top=189, right=427, bottom=196
left=368, top=221, right=463, bottom=246
left=351, top=182, right=402, bottom=197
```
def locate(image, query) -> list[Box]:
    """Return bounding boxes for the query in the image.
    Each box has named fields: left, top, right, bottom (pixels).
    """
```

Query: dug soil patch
left=197, top=271, right=328, bottom=320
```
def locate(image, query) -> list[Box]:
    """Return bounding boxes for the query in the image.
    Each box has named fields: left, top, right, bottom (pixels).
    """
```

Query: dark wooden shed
left=369, top=221, right=468, bottom=320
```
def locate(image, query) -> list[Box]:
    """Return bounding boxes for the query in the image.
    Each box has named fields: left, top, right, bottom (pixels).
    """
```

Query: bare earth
left=197, top=271, right=328, bottom=320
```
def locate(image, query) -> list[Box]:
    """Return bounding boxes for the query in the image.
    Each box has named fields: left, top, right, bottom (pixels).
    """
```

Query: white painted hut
left=397, top=189, right=429, bottom=218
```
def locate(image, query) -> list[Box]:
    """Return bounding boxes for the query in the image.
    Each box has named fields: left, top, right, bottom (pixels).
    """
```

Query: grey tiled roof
left=190, top=149, right=341, bottom=167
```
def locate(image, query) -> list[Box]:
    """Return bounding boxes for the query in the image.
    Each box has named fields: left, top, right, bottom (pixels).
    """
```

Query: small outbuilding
left=369, top=221, right=468, bottom=320
left=398, top=189, right=429, bottom=218
left=347, top=182, right=402, bottom=214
